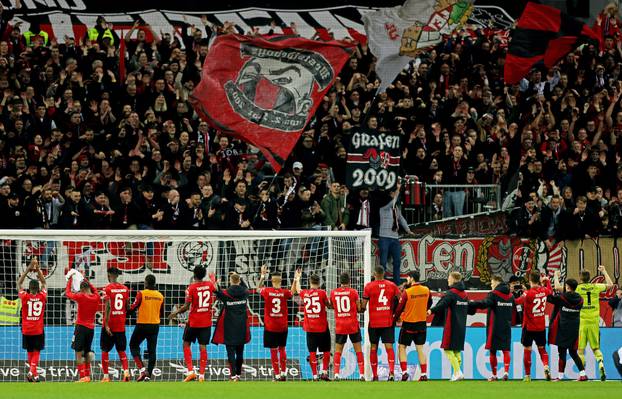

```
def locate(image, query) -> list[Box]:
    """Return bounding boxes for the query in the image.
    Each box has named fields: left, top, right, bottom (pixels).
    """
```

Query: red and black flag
left=505, top=2, right=601, bottom=84
left=189, top=34, right=354, bottom=172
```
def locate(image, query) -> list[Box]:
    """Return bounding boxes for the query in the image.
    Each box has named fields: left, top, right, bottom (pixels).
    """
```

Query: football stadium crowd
left=1, top=3, right=622, bottom=240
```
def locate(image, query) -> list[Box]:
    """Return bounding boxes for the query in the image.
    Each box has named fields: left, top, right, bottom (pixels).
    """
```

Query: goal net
left=0, top=229, right=371, bottom=382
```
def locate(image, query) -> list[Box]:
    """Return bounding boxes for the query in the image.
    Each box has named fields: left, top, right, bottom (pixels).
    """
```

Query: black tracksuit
left=212, top=284, right=250, bottom=377
left=470, top=283, right=514, bottom=351
left=548, top=290, right=584, bottom=372
left=430, top=282, right=469, bottom=351
left=548, top=291, right=583, bottom=348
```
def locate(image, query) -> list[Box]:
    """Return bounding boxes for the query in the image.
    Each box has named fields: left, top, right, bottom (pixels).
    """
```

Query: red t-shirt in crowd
left=299, top=288, right=329, bottom=333
left=259, top=287, right=292, bottom=332
left=19, top=289, right=47, bottom=335
left=185, top=280, right=217, bottom=328
left=330, top=286, right=360, bottom=335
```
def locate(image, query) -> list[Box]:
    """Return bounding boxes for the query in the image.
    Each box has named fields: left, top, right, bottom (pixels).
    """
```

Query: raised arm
left=257, top=265, right=268, bottom=289
left=168, top=302, right=190, bottom=320
left=598, top=265, right=614, bottom=288
left=16, top=258, right=36, bottom=292
left=291, top=268, right=302, bottom=295
left=553, top=270, right=563, bottom=292
left=65, top=279, right=77, bottom=300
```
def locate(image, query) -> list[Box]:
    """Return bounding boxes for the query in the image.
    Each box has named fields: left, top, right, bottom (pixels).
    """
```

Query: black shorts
left=72, top=325, right=94, bottom=353
left=368, top=327, right=395, bottom=346
left=306, top=330, right=331, bottom=353
left=22, top=333, right=45, bottom=352
left=399, top=322, right=427, bottom=346
left=264, top=330, right=288, bottom=348
left=335, top=330, right=362, bottom=345
left=521, top=329, right=546, bottom=347
left=100, top=331, right=127, bottom=352
left=183, top=326, right=212, bottom=345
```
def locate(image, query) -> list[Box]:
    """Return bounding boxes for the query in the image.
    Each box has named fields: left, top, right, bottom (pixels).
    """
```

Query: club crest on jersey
left=224, top=44, right=334, bottom=132
left=176, top=241, right=214, bottom=271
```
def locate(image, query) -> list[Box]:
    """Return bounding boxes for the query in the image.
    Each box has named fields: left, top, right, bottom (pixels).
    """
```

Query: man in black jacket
left=428, top=271, right=469, bottom=381
left=212, top=273, right=250, bottom=381
left=59, top=189, right=87, bottom=229
left=567, top=196, right=601, bottom=239
left=509, top=197, right=543, bottom=238
left=539, top=195, right=570, bottom=243
left=470, top=275, right=514, bottom=381
left=548, top=272, right=586, bottom=381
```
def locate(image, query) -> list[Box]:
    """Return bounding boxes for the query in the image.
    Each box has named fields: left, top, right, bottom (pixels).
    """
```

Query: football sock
left=356, top=351, right=365, bottom=376
left=400, top=361, right=408, bottom=373
left=278, top=347, right=287, bottom=375
left=270, top=348, right=280, bottom=377
left=85, top=362, right=91, bottom=377
left=133, top=355, right=144, bottom=369
left=370, top=350, right=378, bottom=378
left=31, top=351, right=40, bottom=377
left=309, top=352, right=318, bottom=376
left=445, top=350, right=460, bottom=375
left=27, top=352, right=33, bottom=371
left=334, top=352, right=342, bottom=375
left=503, top=351, right=511, bottom=373
left=199, top=348, right=208, bottom=375
left=119, top=351, right=129, bottom=371
left=489, top=352, right=498, bottom=376
left=322, top=352, right=331, bottom=373
left=569, top=349, right=584, bottom=371
left=537, top=347, right=549, bottom=367
left=593, top=349, right=604, bottom=363
left=101, top=351, right=110, bottom=376
left=523, top=348, right=532, bottom=376
left=420, top=363, right=427, bottom=375
left=387, top=349, right=395, bottom=375
left=78, top=363, right=85, bottom=378
left=183, top=346, right=193, bottom=373
left=578, top=351, right=585, bottom=365
left=455, top=351, right=462, bottom=368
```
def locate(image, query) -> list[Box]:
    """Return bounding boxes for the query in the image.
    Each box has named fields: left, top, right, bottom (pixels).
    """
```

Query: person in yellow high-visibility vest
left=23, top=22, right=49, bottom=47
left=84, top=16, right=119, bottom=48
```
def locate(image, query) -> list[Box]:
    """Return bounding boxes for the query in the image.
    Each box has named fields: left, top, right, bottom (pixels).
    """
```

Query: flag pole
left=361, top=87, right=381, bottom=128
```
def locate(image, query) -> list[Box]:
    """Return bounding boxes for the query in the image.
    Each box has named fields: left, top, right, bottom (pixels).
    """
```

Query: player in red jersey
left=100, top=267, right=130, bottom=382
left=17, top=258, right=46, bottom=383
left=515, top=271, right=553, bottom=381
left=168, top=266, right=217, bottom=382
left=65, top=271, right=100, bottom=383
left=330, top=272, right=365, bottom=381
left=258, top=265, right=293, bottom=381
left=291, top=269, right=331, bottom=381
left=362, top=267, right=400, bottom=381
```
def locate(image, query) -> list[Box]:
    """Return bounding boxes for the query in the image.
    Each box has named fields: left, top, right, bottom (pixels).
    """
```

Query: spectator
left=377, top=180, right=412, bottom=284
left=59, top=189, right=87, bottom=229
left=321, top=182, right=349, bottom=230
left=442, top=146, right=467, bottom=218
left=26, top=186, right=64, bottom=228
left=540, top=194, right=569, bottom=244
left=90, top=191, right=115, bottom=229
left=112, top=187, right=142, bottom=229
left=509, top=197, right=543, bottom=239
left=0, top=192, right=24, bottom=228
left=567, top=196, right=601, bottom=239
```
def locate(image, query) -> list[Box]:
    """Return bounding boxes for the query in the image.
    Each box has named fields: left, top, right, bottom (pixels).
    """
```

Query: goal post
left=0, top=229, right=372, bottom=382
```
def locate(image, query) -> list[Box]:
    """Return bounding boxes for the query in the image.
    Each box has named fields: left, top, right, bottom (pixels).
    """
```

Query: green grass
left=2, top=381, right=620, bottom=399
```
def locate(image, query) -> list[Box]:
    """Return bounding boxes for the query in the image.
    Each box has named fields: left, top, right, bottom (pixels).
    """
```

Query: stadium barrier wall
left=0, top=326, right=618, bottom=381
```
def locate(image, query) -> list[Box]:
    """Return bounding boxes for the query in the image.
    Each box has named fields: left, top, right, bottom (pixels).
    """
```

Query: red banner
left=190, top=34, right=354, bottom=172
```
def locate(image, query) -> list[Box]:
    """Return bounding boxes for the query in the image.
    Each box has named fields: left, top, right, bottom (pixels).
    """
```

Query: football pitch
left=2, top=381, right=620, bottom=399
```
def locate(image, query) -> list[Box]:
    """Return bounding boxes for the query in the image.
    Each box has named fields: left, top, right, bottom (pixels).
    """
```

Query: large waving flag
left=505, top=2, right=601, bottom=84
left=363, top=0, right=474, bottom=91
left=190, top=34, right=354, bottom=172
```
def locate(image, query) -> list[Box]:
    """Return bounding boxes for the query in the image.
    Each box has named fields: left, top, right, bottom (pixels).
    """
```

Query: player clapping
left=100, top=267, right=130, bottom=382
left=258, top=265, right=293, bottom=381
left=393, top=270, right=431, bottom=381
left=168, top=266, right=217, bottom=382
left=515, top=271, right=552, bottom=382
left=549, top=271, right=586, bottom=381
left=361, top=267, right=400, bottom=381
left=330, top=272, right=365, bottom=381
left=428, top=272, right=469, bottom=381
left=65, top=269, right=100, bottom=383
left=291, top=269, right=331, bottom=381
left=17, top=258, right=47, bottom=383
left=469, top=275, right=514, bottom=381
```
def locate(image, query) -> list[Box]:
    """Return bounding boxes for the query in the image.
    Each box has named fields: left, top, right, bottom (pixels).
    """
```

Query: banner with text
left=346, top=128, right=401, bottom=191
